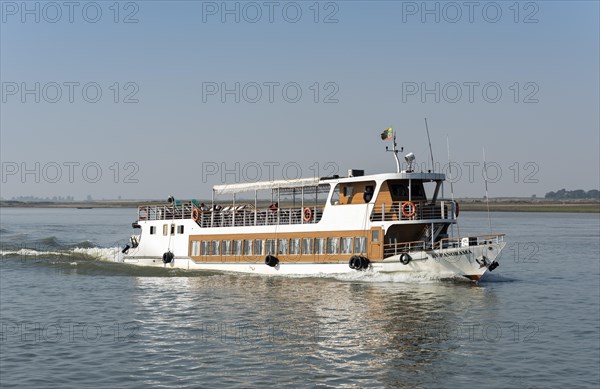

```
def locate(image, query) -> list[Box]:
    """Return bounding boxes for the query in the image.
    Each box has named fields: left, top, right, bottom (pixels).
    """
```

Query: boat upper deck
left=137, top=199, right=457, bottom=228
left=137, top=171, right=456, bottom=228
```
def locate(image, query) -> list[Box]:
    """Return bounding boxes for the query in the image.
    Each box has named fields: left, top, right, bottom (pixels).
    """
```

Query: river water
left=0, top=208, right=598, bottom=388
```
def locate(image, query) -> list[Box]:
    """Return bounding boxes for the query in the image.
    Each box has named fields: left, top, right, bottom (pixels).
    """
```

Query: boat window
left=150, top=226, right=156, bottom=235
left=170, top=224, right=175, bottom=235
left=254, top=240, right=264, bottom=256
left=354, top=237, right=367, bottom=254
left=389, top=183, right=409, bottom=199
left=201, top=241, right=210, bottom=256
left=163, top=224, right=168, bottom=236
left=290, top=238, right=300, bottom=255
left=341, top=237, right=353, bottom=254
left=278, top=239, right=289, bottom=255
left=266, top=239, right=276, bottom=255
left=388, top=181, right=427, bottom=201
left=302, top=238, right=313, bottom=255
left=191, top=241, right=200, bottom=256
left=222, top=240, right=231, bottom=256
left=177, top=225, right=184, bottom=234
left=330, top=185, right=340, bottom=204
left=372, top=230, right=379, bottom=242
left=211, top=240, right=221, bottom=256
left=333, top=181, right=377, bottom=204
left=327, top=237, right=339, bottom=254
left=315, top=238, right=326, bottom=255
left=233, top=240, right=242, bottom=256
left=423, top=181, right=437, bottom=201
left=412, top=184, right=426, bottom=199
left=244, top=240, right=253, bottom=256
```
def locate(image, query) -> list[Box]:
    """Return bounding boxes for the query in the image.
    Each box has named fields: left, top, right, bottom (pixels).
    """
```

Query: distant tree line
left=10, top=195, right=76, bottom=201
left=545, top=189, right=600, bottom=199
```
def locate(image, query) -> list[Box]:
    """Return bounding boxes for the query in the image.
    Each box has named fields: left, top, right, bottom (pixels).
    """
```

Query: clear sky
left=1, top=0, right=598, bottom=200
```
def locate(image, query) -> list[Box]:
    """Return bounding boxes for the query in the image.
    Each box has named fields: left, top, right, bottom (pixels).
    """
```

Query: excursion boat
left=119, top=132, right=504, bottom=281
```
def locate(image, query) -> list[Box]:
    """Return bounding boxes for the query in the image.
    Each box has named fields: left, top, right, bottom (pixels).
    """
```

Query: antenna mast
left=385, top=129, right=403, bottom=173
left=447, top=136, right=460, bottom=238
left=424, top=118, right=435, bottom=172
left=482, top=148, right=492, bottom=233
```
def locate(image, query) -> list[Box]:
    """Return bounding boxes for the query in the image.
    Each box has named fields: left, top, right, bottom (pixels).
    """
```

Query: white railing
left=371, top=200, right=457, bottom=222
left=137, top=202, right=324, bottom=228
left=198, top=206, right=323, bottom=228
left=137, top=203, right=195, bottom=221
left=383, top=240, right=428, bottom=257
left=383, top=234, right=505, bottom=257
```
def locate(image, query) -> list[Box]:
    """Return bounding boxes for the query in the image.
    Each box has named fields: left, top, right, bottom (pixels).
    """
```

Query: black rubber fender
left=265, top=255, right=279, bottom=267
left=359, top=256, right=370, bottom=270
left=349, top=255, right=360, bottom=269
left=400, top=253, right=412, bottom=265
left=350, top=256, right=370, bottom=270
left=162, top=251, right=174, bottom=264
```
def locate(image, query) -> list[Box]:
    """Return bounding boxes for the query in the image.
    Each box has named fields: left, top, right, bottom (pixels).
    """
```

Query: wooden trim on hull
left=188, top=228, right=384, bottom=262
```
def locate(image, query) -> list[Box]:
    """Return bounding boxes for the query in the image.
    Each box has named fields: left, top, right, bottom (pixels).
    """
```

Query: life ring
left=139, top=208, right=147, bottom=220
left=400, top=253, right=412, bottom=265
left=192, top=208, right=200, bottom=222
left=303, top=207, right=313, bottom=222
left=401, top=201, right=416, bottom=218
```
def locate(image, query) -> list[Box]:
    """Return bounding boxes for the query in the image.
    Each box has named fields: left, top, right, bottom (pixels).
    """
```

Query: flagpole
left=383, top=127, right=402, bottom=173
left=392, top=131, right=401, bottom=173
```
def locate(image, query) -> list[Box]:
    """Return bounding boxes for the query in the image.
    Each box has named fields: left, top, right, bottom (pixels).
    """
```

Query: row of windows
left=149, top=224, right=185, bottom=235
left=191, top=237, right=367, bottom=257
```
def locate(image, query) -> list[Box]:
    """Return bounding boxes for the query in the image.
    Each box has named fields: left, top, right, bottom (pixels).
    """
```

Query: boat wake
left=1, top=246, right=515, bottom=283
left=0, top=246, right=207, bottom=277
left=335, top=271, right=470, bottom=284
left=0, top=246, right=122, bottom=262
left=260, top=269, right=471, bottom=284
left=479, top=272, right=517, bottom=283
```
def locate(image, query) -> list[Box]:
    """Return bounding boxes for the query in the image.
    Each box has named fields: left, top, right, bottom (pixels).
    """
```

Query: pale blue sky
left=1, top=0, right=598, bottom=200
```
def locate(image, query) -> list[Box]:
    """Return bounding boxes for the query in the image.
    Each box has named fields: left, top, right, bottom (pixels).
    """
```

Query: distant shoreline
left=1, top=199, right=598, bottom=213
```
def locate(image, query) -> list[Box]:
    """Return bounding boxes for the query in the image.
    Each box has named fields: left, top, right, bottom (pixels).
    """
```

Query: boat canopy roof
left=213, top=177, right=323, bottom=195
left=212, top=172, right=446, bottom=195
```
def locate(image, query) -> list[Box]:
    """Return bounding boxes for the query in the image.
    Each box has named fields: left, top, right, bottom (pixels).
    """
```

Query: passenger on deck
left=363, top=186, right=374, bottom=203
left=269, top=202, right=279, bottom=212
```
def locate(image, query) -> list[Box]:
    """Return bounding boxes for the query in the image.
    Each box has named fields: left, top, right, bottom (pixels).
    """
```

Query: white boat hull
left=120, top=242, right=505, bottom=281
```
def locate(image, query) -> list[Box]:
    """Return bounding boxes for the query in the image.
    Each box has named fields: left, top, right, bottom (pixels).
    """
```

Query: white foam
left=72, top=247, right=123, bottom=262
left=1, top=247, right=123, bottom=262
left=332, top=270, right=466, bottom=284
left=275, top=269, right=465, bottom=284
left=1, top=248, right=68, bottom=257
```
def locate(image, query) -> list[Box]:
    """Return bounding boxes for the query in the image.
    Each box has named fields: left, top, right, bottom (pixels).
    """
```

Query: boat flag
left=381, top=127, right=393, bottom=140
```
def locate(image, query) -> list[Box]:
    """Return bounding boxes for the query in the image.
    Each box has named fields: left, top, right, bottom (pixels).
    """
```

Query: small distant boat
left=77, top=207, right=93, bottom=209
left=119, top=130, right=504, bottom=281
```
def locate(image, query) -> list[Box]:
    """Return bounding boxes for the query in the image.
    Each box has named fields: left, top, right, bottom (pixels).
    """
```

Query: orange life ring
left=401, top=201, right=416, bottom=218
left=192, top=208, right=200, bottom=222
left=303, top=207, right=313, bottom=222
